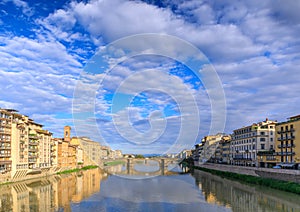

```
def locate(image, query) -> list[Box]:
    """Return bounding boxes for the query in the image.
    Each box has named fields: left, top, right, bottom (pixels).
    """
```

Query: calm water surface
left=0, top=161, right=299, bottom=212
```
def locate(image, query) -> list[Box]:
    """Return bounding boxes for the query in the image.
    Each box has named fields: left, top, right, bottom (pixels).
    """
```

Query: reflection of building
left=0, top=168, right=104, bottom=212
left=231, top=118, right=276, bottom=167
left=53, top=168, right=104, bottom=211
left=72, top=168, right=103, bottom=203
left=193, top=169, right=299, bottom=211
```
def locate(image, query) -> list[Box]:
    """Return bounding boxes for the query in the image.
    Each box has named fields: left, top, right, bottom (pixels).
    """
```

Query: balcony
left=266, top=156, right=276, bottom=161
left=0, top=130, right=11, bottom=135
left=28, top=148, right=38, bottom=152
left=277, top=152, right=295, bottom=156
left=28, top=155, right=38, bottom=159
left=29, top=134, right=38, bottom=140
left=29, top=140, right=39, bottom=146
left=0, top=154, right=11, bottom=158
left=277, top=128, right=295, bottom=134
left=257, top=150, right=275, bottom=156
left=0, top=160, right=12, bottom=164
left=0, top=139, right=11, bottom=143
left=0, top=146, right=11, bottom=150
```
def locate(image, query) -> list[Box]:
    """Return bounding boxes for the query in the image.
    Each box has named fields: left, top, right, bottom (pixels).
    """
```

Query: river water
left=0, top=160, right=299, bottom=212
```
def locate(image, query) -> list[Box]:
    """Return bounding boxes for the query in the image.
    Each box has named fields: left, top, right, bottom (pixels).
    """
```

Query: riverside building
left=275, top=115, right=300, bottom=169
left=0, top=108, right=53, bottom=179
left=231, top=118, right=276, bottom=167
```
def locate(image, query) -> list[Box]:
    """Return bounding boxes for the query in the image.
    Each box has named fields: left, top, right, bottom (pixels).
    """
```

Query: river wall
left=195, top=163, right=300, bottom=184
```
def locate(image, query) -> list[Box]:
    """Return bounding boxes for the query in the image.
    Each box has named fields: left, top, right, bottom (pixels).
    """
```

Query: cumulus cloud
left=1, top=0, right=300, bottom=146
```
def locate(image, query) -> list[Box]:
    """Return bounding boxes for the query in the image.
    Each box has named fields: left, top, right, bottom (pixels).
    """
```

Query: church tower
left=64, top=126, right=71, bottom=142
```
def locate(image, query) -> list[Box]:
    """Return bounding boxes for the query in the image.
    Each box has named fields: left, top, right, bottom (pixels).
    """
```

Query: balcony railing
left=0, top=154, right=11, bottom=158
left=28, top=148, right=38, bottom=152
left=29, top=134, right=38, bottom=140
left=0, top=146, right=11, bottom=150
left=277, top=152, right=295, bottom=156
left=0, top=139, right=11, bottom=143
left=0, top=160, right=12, bottom=164
left=28, top=140, right=39, bottom=146
left=0, top=130, right=11, bottom=135
left=257, top=150, right=275, bottom=156
left=277, top=128, right=295, bottom=134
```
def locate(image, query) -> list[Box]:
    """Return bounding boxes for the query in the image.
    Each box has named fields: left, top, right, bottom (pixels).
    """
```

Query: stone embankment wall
left=196, top=163, right=300, bottom=183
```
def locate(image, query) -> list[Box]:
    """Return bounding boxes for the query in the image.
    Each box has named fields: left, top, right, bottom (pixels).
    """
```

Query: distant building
left=114, top=150, right=123, bottom=159
left=194, top=133, right=225, bottom=166
left=178, top=150, right=192, bottom=159
left=72, top=137, right=102, bottom=166
left=220, top=135, right=232, bottom=164
left=211, top=135, right=231, bottom=164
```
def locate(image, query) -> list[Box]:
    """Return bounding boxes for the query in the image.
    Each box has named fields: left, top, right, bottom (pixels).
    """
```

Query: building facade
left=0, top=109, right=53, bottom=178
left=275, top=115, right=300, bottom=169
left=231, top=119, right=276, bottom=167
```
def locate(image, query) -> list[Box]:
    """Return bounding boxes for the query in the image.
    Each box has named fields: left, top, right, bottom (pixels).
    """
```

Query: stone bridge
left=103, top=158, right=180, bottom=176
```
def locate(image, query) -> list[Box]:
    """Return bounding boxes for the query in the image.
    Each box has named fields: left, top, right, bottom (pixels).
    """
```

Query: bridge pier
left=161, top=159, right=166, bottom=175
left=127, top=158, right=133, bottom=175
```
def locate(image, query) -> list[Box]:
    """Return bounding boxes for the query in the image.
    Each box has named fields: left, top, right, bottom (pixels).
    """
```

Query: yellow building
left=275, top=115, right=300, bottom=169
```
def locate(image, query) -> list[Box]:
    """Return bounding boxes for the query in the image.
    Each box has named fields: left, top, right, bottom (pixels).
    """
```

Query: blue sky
left=1, top=0, right=300, bottom=154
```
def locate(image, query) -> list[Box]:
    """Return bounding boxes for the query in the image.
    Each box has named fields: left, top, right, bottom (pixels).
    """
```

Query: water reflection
left=0, top=168, right=106, bottom=212
left=191, top=169, right=300, bottom=212
left=0, top=166, right=299, bottom=212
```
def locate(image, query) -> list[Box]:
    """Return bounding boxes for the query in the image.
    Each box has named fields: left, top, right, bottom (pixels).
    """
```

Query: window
left=261, top=144, right=265, bottom=150
left=260, top=138, right=266, bottom=142
left=270, top=145, right=273, bottom=149
left=260, top=132, right=265, bottom=135
left=270, top=131, right=273, bottom=135
left=270, top=138, right=273, bottom=142
left=291, top=124, right=294, bottom=129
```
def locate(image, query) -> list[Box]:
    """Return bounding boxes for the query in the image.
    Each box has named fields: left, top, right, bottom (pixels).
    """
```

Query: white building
left=231, top=118, right=276, bottom=166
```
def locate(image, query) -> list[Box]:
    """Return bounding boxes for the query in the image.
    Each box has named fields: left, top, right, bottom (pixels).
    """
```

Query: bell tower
left=64, top=126, right=71, bottom=142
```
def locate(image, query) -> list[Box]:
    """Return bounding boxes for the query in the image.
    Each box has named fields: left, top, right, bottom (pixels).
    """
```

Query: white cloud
left=1, top=0, right=300, bottom=148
